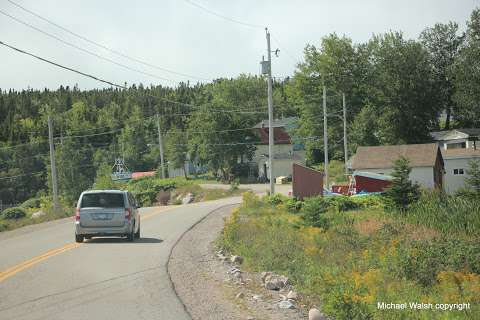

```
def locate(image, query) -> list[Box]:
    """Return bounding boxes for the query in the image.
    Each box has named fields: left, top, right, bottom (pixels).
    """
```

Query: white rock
left=309, top=308, right=323, bottom=320
left=278, top=300, right=295, bottom=309
left=261, top=271, right=272, bottom=283
left=287, top=290, right=298, bottom=300
left=230, top=255, right=244, bottom=264
left=236, top=292, right=244, bottom=299
left=252, top=294, right=262, bottom=301
left=31, top=210, right=46, bottom=219
left=264, top=274, right=289, bottom=291
left=279, top=294, right=287, bottom=301
left=181, top=193, right=194, bottom=204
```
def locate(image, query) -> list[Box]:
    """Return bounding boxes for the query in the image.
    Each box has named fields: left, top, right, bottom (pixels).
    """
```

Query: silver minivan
left=75, top=190, right=140, bottom=242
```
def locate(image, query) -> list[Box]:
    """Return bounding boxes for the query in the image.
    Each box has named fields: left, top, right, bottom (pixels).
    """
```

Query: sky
left=0, top=0, right=479, bottom=91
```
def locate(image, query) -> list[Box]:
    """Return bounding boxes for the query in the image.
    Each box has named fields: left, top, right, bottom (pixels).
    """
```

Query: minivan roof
left=82, top=190, right=127, bottom=194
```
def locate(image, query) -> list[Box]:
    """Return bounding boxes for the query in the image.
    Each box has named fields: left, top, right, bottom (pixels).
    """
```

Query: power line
left=0, top=40, right=126, bottom=89
left=182, top=0, right=264, bottom=29
left=6, top=0, right=211, bottom=82
left=0, top=9, right=177, bottom=84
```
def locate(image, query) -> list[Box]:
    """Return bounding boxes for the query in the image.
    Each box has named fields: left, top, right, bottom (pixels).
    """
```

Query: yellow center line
left=0, top=206, right=175, bottom=283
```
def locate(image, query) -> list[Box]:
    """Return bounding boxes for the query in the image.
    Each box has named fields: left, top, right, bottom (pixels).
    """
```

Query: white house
left=351, top=143, right=445, bottom=190
left=431, top=128, right=480, bottom=150
left=251, top=117, right=306, bottom=180
left=441, top=148, right=480, bottom=194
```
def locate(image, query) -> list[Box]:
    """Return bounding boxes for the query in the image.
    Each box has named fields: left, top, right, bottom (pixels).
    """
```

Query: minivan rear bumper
left=75, top=221, right=133, bottom=236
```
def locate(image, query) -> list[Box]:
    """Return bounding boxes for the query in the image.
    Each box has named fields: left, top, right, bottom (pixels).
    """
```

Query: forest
left=0, top=8, right=479, bottom=206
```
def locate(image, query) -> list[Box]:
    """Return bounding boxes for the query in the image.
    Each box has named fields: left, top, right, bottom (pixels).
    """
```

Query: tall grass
left=404, top=192, right=480, bottom=236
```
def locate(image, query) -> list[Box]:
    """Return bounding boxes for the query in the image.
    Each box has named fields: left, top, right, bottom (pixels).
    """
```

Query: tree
left=366, top=32, right=440, bottom=144
left=165, top=128, right=188, bottom=179
left=420, top=22, right=464, bottom=129
left=452, top=8, right=480, bottom=127
left=465, top=159, right=480, bottom=195
left=385, top=157, right=421, bottom=211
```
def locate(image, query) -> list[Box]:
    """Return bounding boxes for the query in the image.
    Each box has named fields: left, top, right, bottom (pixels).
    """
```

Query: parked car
left=74, top=190, right=140, bottom=242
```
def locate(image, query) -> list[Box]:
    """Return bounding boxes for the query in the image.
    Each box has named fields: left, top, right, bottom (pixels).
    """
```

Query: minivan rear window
left=81, top=193, right=125, bottom=208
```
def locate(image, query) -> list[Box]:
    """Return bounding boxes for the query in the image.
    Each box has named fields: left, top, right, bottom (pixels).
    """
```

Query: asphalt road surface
left=0, top=197, right=241, bottom=320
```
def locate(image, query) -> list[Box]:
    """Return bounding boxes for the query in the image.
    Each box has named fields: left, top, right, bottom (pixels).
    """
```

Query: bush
left=285, top=198, right=303, bottom=212
left=20, top=197, right=41, bottom=209
left=327, top=196, right=359, bottom=212
left=301, top=197, right=330, bottom=229
left=2, top=207, right=27, bottom=220
left=264, top=193, right=288, bottom=206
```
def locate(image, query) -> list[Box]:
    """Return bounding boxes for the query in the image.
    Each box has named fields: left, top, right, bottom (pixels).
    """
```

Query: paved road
left=0, top=197, right=241, bottom=320
left=200, top=183, right=291, bottom=195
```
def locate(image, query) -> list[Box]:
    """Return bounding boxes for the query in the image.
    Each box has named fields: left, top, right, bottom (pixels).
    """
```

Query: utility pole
left=156, top=114, right=166, bottom=179
left=266, top=28, right=275, bottom=195
left=47, top=116, right=59, bottom=210
left=323, top=86, right=329, bottom=190
left=343, top=92, right=348, bottom=175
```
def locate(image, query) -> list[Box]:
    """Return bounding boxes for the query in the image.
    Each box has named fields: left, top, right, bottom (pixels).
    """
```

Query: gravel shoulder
left=168, top=204, right=307, bottom=320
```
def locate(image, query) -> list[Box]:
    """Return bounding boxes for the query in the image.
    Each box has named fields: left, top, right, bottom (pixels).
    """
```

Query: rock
left=236, top=292, right=244, bottom=299
left=182, top=193, right=194, bottom=204
left=278, top=300, right=295, bottom=309
left=228, top=267, right=241, bottom=274
left=286, top=290, right=298, bottom=300
left=279, top=294, right=287, bottom=301
left=247, top=317, right=255, bottom=320
left=309, top=308, right=323, bottom=320
left=252, top=294, right=262, bottom=301
left=31, top=210, right=46, bottom=219
left=230, top=255, right=244, bottom=264
left=264, top=274, right=289, bottom=291
left=261, top=271, right=272, bottom=283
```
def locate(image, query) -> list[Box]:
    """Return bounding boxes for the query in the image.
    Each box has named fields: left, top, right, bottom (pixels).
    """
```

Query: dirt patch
left=355, top=218, right=385, bottom=236
left=168, top=205, right=307, bottom=320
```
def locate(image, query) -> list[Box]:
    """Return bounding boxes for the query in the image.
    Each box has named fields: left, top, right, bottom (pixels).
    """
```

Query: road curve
left=0, top=197, right=241, bottom=320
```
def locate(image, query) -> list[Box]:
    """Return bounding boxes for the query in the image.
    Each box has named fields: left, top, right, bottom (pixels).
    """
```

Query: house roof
left=253, top=117, right=298, bottom=129
left=431, top=128, right=480, bottom=141
left=351, top=143, right=440, bottom=170
left=442, top=148, right=480, bottom=159
left=354, top=171, right=393, bottom=181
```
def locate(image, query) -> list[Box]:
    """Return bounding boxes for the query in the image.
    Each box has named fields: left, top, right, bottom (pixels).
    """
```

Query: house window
left=453, top=168, right=465, bottom=175
left=447, top=142, right=467, bottom=149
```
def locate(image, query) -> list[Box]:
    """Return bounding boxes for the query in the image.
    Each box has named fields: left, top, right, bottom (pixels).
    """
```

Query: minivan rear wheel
left=75, top=234, right=84, bottom=243
left=134, top=222, right=140, bottom=239
left=127, top=228, right=134, bottom=242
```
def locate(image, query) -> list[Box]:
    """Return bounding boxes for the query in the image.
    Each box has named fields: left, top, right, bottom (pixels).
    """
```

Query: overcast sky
left=1, top=0, right=479, bottom=91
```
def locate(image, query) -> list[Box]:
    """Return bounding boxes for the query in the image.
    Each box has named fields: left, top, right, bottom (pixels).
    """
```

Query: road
left=200, top=183, right=292, bottom=195
left=0, top=197, right=241, bottom=320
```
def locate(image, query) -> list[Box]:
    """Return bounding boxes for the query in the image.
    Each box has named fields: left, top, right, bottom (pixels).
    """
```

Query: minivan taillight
left=125, top=208, right=131, bottom=221
left=75, top=208, right=80, bottom=221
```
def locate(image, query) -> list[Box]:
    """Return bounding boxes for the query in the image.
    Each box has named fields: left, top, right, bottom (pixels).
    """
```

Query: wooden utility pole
left=343, top=93, right=348, bottom=174
left=48, top=115, right=59, bottom=210
left=323, top=86, right=329, bottom=189
left=156, top=114, right=166, bottom=179
left=266, top=28, right=275, bottom=195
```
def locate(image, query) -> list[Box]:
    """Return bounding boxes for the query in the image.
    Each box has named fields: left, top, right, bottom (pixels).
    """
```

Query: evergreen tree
left=385, top=157, right=421, bottom=211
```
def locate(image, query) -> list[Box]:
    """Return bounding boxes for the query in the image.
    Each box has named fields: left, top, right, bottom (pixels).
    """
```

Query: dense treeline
left=0, top=8, right=479, bottom=205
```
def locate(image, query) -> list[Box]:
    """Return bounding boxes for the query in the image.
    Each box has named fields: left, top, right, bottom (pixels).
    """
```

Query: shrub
left=327, top=196, right=359, bottom=212
left=301, top=196, right=330, bottom=229
left=264, top=193, right=288, bottom=206
left=242, top=191, right=261, bottom=208
left=20, top=197, right=41, bottom=209
left=2, top=207, right=27, bottom=220
left=285, top=198, right=303, bottom=212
